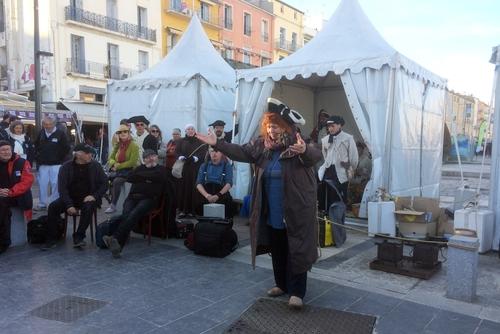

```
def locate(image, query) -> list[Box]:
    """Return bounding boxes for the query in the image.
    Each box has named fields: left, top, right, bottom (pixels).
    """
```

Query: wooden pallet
left=369, top=256, right=441, bottom=280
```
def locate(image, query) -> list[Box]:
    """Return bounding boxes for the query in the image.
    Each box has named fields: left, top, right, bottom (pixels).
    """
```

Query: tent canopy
left=238, top=0, right=445, bottom=87
left=107, top=14, right=236, bottom=137
left=231, top=0, right=446, bottom=212
left=110, top=14, right=236, bottom=91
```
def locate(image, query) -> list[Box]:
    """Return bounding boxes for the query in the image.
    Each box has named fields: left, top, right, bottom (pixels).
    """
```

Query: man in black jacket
left=41, top=144, right=107, bottom=250
left=103, top=149, right=165, bottom=258
left=34, top=116, right=70, bottom=210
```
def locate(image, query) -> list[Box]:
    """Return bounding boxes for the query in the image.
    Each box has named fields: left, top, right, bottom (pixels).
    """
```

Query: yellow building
left=162, top=0, right=223, bottom=56
left=269, top=0, right=304, bottom=61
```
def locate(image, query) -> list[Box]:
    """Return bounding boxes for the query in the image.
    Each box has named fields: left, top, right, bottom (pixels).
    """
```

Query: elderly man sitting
left=0, top=140, right=34, bottom=254
left=41, top=144, right=107, bottom=250
left=103, top=149, right=166, bottom=258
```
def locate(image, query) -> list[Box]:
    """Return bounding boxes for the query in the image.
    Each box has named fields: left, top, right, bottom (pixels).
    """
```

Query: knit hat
left=143, top=149, right=157, bottom=159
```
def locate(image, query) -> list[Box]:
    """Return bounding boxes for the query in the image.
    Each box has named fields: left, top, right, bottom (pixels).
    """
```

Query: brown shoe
left=288, top=296, right=303, bottom=309
left=267, top=287, right=285, bottom=297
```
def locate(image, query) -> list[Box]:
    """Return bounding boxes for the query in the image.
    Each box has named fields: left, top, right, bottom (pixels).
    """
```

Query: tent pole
left=196, top=74, right=202, bottom=131
left=419, top=81, right=430, bottom=197
left=383, top=68, right=396, bottom=195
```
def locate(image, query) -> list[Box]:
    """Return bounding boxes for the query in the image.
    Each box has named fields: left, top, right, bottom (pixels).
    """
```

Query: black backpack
left=193, top=218, right=238, bottom=258
left=27, top=215, right=64, bottom=244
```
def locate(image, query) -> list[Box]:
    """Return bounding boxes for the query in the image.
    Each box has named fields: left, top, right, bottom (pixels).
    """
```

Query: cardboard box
left=394, top=197, right=441, bottom=238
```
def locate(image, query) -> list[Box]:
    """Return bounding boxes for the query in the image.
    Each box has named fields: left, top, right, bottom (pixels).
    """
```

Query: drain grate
left=30, top=295, right=107, bottom=323
left=225, top=298, right=376, bottom=334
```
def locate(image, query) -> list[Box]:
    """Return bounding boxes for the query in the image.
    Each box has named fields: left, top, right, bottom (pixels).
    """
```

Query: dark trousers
left=196, top=183, right=234, bottom=218
left=0, top=201, right=12, bottom=248
left=324, top=165, right=348, bottom=206
left=47, top=197, right=97, bottom=241
left=270, top=227, right=307, bottom=299
left=113, top=197, right=155, bottom=248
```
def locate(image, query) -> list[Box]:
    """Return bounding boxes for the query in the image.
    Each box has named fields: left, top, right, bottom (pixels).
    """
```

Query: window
left=107, top=43, right=120, bottom=79
left=280, top=5, right=284, bottom=13
left=200, top=2, right=210, bottom=22
left=70, top=34, right=85, bottom=73
left=70, top=0, right=83, bottom=8
left=261, top=20, right=268, bottom=42
left=291, top=32, right=297, bottom=50
left=80, top=92, right=103, bottom=103
left=167, top=32, right=179, bottom=52
left=243, top=13, right=251, bottom=36
left=137, top=6, right=148, bottom=38
left=223, top=40, right=233, bottom=60
left=224, top=5, right=232, bottom=29
left=261, top=57, right=270, bottom=67
left=0, top=0, right=5, bottom=33
left=294, top=11, right=297, bottom=20
left=465, top=104, right=472, bottom=118
left=106, top=0, right=117, bottom=18
left=138, top=51, right=149, bottom=72
left=243, top=50, right=251, bottom=65
left=279, top=27, right=286, bottom=48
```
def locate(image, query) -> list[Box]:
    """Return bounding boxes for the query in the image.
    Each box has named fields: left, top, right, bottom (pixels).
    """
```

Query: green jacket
left=108, top=141, right=139, bottom=170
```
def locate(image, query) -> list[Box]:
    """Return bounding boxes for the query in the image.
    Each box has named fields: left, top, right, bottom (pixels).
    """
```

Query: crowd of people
left=0, top=100, right=365, bottom=309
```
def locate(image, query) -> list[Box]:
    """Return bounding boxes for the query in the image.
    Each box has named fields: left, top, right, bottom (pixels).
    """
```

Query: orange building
left=221, top=0, right=274, bottom=69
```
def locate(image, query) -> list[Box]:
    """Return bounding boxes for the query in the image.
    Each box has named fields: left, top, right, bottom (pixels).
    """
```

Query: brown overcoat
left=215, top=138, right=322, bottom=274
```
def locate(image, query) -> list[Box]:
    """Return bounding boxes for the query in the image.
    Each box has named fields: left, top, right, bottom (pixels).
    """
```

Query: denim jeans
left=113, top=197, right=155, bottom=247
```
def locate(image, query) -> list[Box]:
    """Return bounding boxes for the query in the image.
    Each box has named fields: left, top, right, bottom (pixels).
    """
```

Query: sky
left=286, top=0, right=499, bottom=103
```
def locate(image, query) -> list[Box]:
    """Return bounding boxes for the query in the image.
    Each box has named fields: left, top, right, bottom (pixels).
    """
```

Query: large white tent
left=489, top=45, right=499, bottom=250
left=107, top=15, right=236, bottom=135
left=231, top=0, right=447, bottom=217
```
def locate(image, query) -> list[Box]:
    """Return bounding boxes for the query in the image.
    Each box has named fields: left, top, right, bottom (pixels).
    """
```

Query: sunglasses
left=116, top=130, right=129, bottom=134
left=150, top=130, right=159, bottom=133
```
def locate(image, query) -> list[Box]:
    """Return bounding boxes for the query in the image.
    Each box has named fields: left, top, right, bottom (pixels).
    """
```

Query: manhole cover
left=225, top=298, right=376, bottom=334
left=30, top=295, right=107, bottom=323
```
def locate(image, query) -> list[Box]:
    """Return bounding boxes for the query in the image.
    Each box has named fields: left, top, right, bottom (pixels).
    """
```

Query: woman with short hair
left=9, top=120, right=34, bottom=164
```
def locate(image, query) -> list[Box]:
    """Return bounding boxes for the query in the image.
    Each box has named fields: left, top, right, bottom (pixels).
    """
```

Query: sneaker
left=267, top=287, right=285, bottom=297
left=40, top=240, right=57, bottom=251
left=288, top=296, right=303, bottom=310
left=104, top=205, right=116, bottom=214
left=73, top=237, right=86, bottom=248
left=103, top=236, right=121, bottom=258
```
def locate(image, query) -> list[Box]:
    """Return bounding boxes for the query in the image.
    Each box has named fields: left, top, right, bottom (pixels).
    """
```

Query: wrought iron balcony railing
left=275, top=39, right=301, bottom=52
left=65, top=6, right=156, bottom=42
left=168, top=1, right=222, bottom=28
left=65, top=58, right=138, bottom=80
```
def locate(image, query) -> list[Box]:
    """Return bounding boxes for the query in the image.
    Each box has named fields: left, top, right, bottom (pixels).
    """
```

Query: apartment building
left=268, top=0, right=304, bottom=61
left=0, top=0, right=162, bottom=125
left=221, top=0, right=274, bottom=69
left=162, top=0, right=222, bottom=55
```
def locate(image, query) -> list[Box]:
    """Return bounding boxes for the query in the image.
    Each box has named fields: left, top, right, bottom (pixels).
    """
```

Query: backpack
left=193, top=218, right=238, bottom=258
left=27, top=215, right=64, bottom=244
left=95, top=219, right=120, bottom=249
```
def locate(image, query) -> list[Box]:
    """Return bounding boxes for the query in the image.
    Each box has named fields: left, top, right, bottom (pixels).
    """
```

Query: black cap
left=267, top=98, right=306, bottom=126
left=209, top=120, right=226, bottom=127
left=73, top=143, right=94, bottom=154
left=127, top=115, right=150, bottom=126
left=143, top=149, right=157, bottom=159
left=326, top=115, right=345, bottom=126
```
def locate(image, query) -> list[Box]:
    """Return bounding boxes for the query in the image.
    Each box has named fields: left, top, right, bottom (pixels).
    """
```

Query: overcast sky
left=286, top=0, right=499, bottom=103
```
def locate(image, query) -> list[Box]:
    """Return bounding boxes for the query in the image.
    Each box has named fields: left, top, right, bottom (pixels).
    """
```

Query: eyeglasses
left=116, top=130, right=129, bottom=134
left=135, top=123, right=145, bottom=127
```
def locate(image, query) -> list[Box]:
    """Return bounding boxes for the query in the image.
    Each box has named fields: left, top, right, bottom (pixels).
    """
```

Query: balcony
left=224, top=18, right=233, bottom=30
left=261, top=32, right=269, bottom=42
left=168, top=1, right=222, bottom=28
left=65, top=6, right=156, bottom=43
left=223, top=57, right=257, bottom=70
left=275, top=39, right=301, bottom=52
left=65, top=58, right=138, bottom=80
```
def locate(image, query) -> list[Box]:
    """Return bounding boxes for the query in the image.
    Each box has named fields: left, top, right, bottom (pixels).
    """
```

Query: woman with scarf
left=105, top=124, right=140, bottom=213
left=196, top=98, right=322, bottom=309
left=175, top=124, right=207, bottom=217
left=9, top=120, right=34, bottom=164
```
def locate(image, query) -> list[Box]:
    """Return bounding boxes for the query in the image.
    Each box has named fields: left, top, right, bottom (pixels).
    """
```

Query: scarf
left=11, top=133, right=26, bottom=157
left=117, top=139, right=131, bottom=163
left=328, top=129, right=342, bottom=143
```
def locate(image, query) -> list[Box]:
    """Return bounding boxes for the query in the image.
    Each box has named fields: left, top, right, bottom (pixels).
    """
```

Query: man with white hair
left=34, top=116, right=70, bottom=210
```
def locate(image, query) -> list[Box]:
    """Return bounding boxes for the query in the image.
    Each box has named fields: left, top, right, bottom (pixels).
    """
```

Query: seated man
left=103, top=149, right=166, bottom=258
left=0, top=140, right=34, bottom=254
left=41, top=144, right=107, bottom=250
left=195, top=148, right=233, bottom=218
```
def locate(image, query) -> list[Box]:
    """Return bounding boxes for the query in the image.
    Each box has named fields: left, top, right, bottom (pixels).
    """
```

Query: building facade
left=220, top=0, right=274, bottom=69
left=268, top=0, right=304, bottom=61
left=0, top=0, right=162, bottom=125
left=162, top=0, right=222, bottom=55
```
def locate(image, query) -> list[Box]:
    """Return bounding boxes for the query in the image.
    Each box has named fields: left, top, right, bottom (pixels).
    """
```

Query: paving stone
left=154, top=314, right=220, bottom=334
left=309, top=285, right=369, bottom=310
left=346, top=292, right=402, bottom=317
left=423, top=310, right=481, bottom=334
left=99, top=315, right=159, bottom=334
left=375, top=301, right=438, bottom=334
left=475, top=320, right=500, bottom=334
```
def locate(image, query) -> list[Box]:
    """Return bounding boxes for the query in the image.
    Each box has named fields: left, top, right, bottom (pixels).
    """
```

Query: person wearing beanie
left=103, top=150, right=166, bottom=258
left=196, top=98, right=322, bottom=309
left=318, top=115, right=358, bottom=208
left=0, top=140, right=34, bottom=254
left=41, top=143, right=107, bottom=250
left=106, top=124, right=140, bottom=214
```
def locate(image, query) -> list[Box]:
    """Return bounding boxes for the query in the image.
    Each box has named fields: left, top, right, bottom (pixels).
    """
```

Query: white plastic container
left=203, top=203, right=225, bottom=219
left=368, top=201, right=396, bottom=237
left=454, top=208, right=494, bottom=253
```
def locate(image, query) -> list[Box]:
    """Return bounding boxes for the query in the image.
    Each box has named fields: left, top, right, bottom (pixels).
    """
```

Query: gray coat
left=215, top=138, right=322, bottom=274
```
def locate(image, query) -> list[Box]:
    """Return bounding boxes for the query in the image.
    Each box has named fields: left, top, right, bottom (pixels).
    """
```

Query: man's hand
left=290, top=133, right=306, bottom=154
left=196, top=128, right=217, bottom=146
left=0, top=188, right=10, bottom=197
left=83, top=195, right=96, bottom=202
left=66, top=207, right=78, bottom=216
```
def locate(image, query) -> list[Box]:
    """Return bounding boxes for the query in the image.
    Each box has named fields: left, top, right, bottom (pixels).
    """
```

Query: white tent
left=107, top=15, right=236, bottom=136
left=489, top=45, right=499, bottom=250
left=231, top=0, right=447, bottom=217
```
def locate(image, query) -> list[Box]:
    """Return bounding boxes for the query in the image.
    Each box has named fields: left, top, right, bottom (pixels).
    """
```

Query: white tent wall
left=489, top=45, right=499, bottom=250
left=199, top=80, right=235, bottom=132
